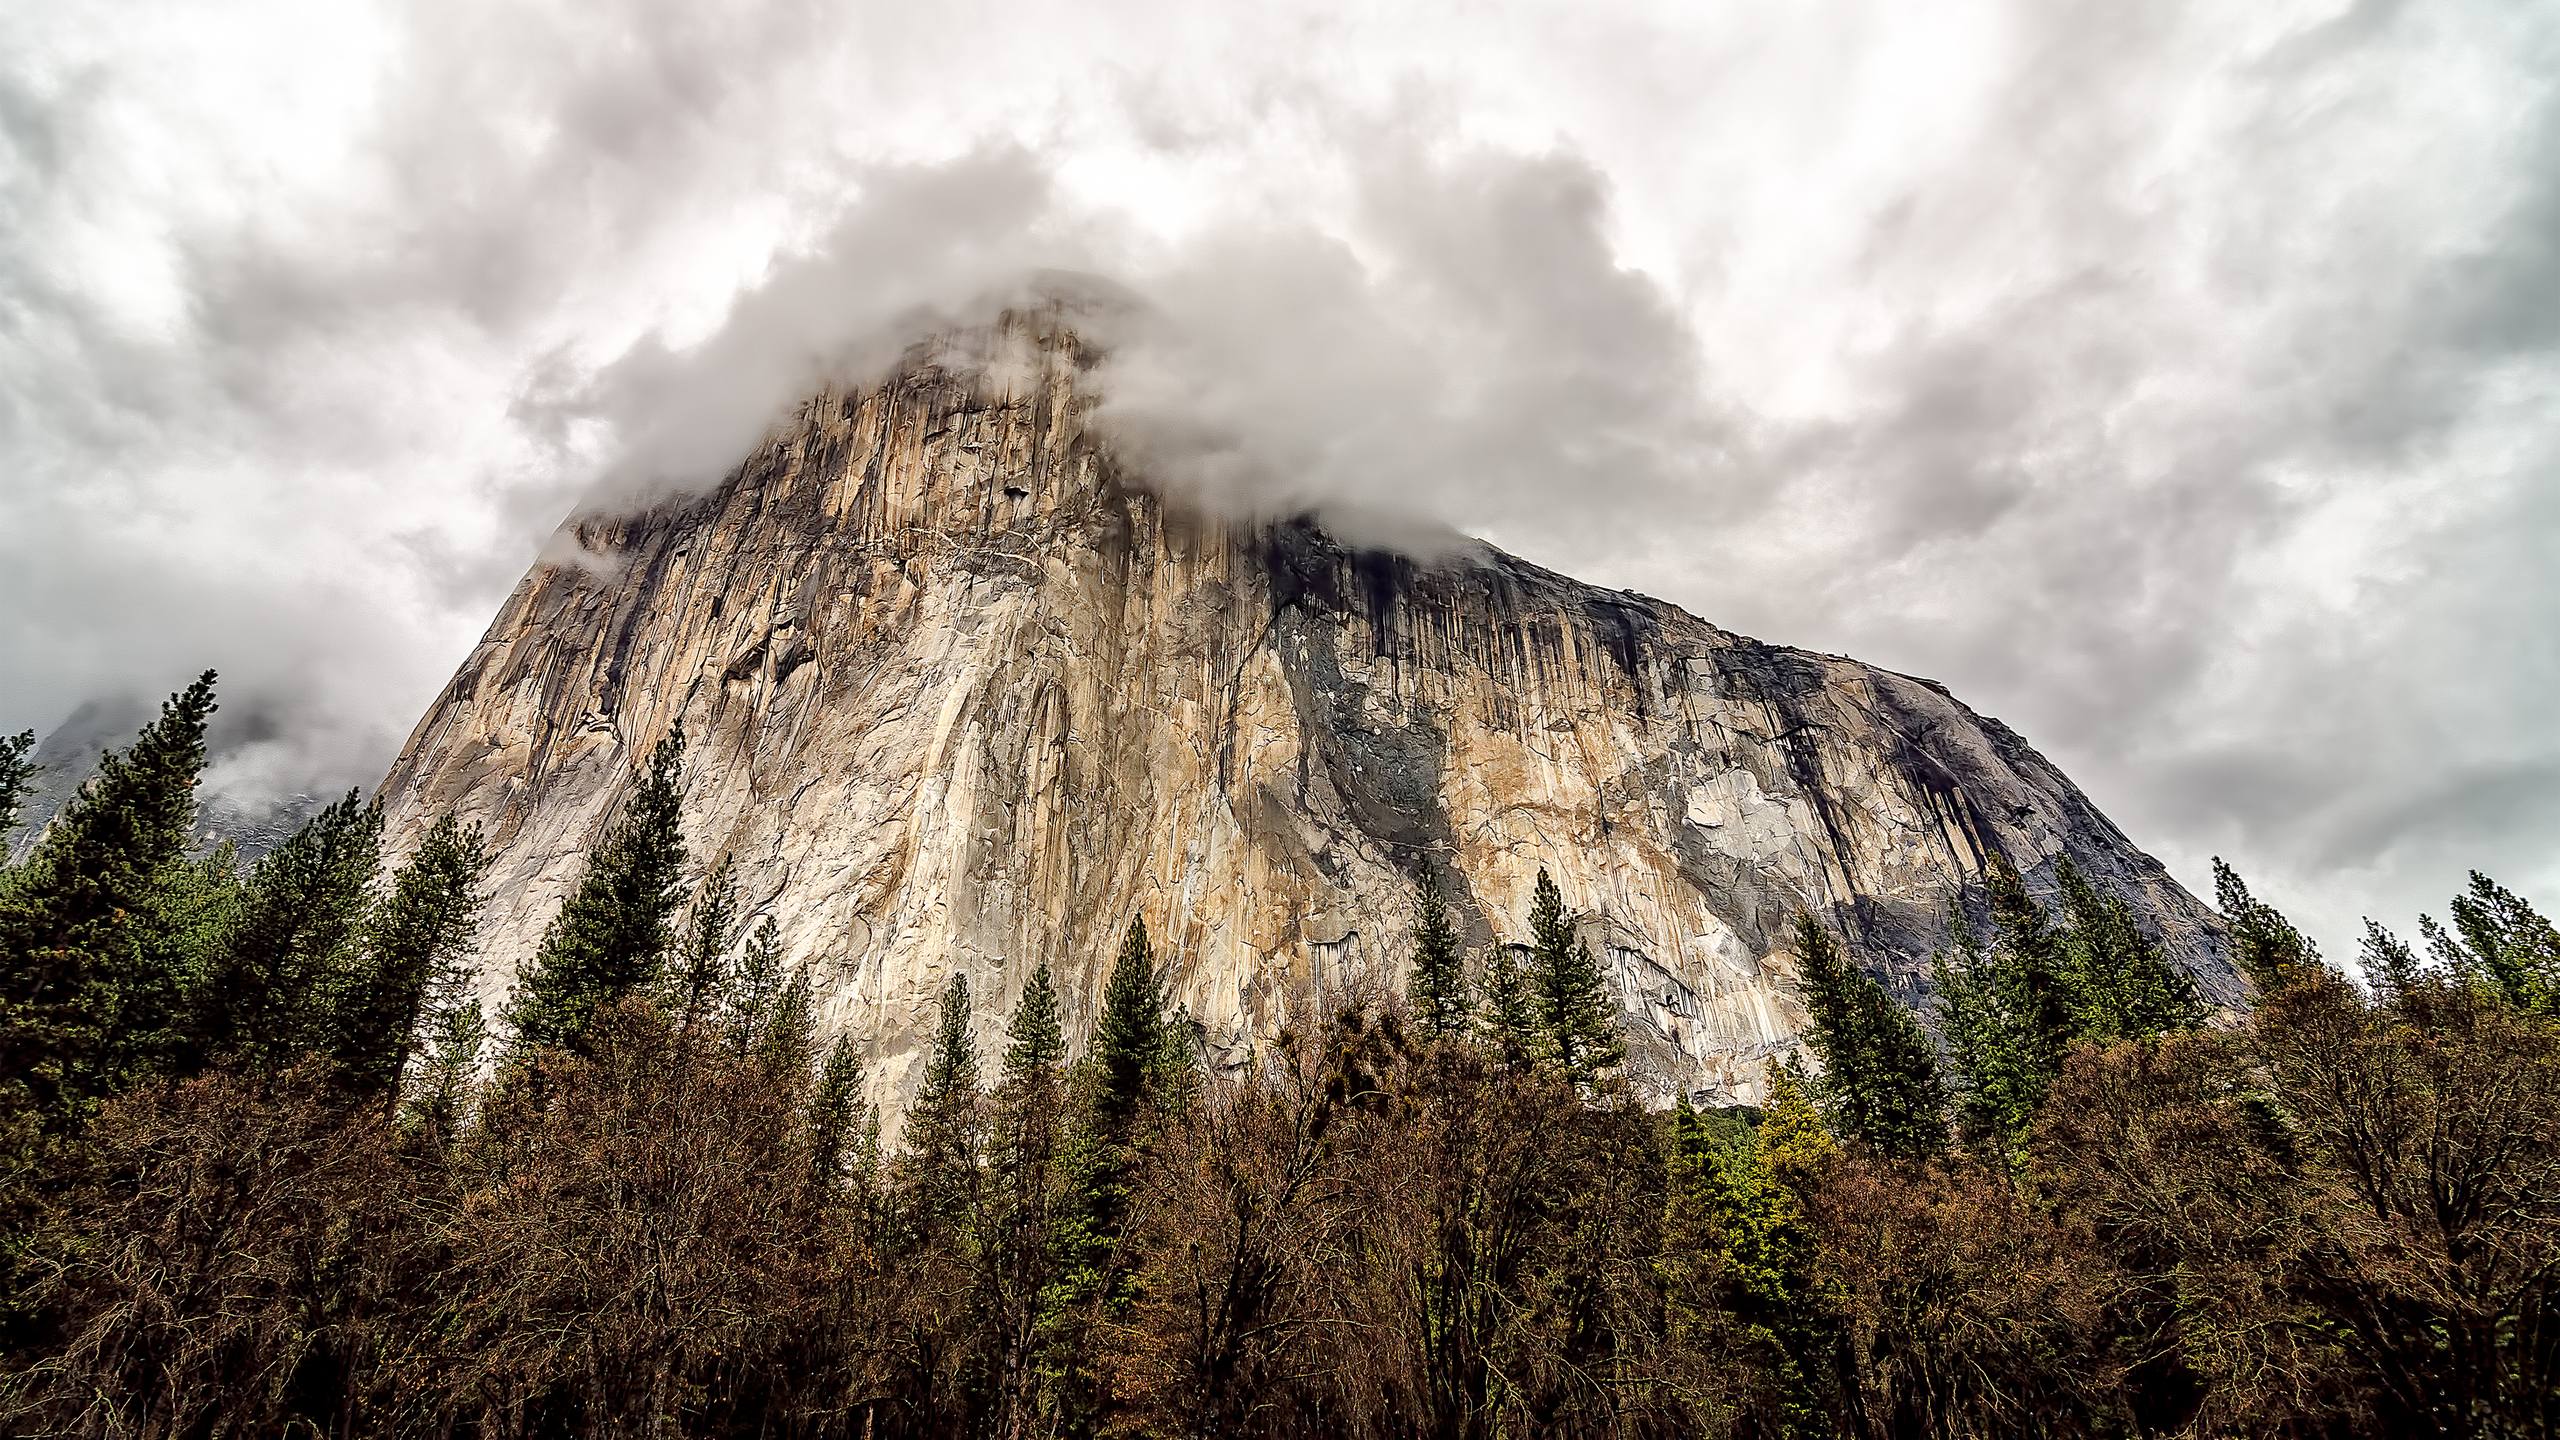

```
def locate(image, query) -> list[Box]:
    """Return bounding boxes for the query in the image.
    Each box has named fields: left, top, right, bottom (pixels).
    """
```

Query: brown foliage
left=4, top=980, right=2553, bottom=1440
left=426, top=1002, right=876, bottom=1435
left=1804, top=1157, right=2115, bottom=1438
left=2042, top=971, right=2560, bottom=1437
left=1102, top=1008, right=1704, bottom=1440
left=4, top=1069, right=417, bottom=1438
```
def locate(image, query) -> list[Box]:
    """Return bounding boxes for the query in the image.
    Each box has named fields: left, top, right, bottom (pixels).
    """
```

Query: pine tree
left=2443, top=871, right=2560, bottom=1013
left=1663, top=1064, right=1835, bottom=1438
left=327, top=812, right=489, bottom=1103
left=997, top=964, right=1067, bottom=1191
left=192, top=789, right=385, bottom=1078
left=1934, top=915, right=2039, bottom=1160
left=0, top=673, right=217, bottom=1147
left=1789, top=914, right=1947, bottom=1161
left=669, top=856, right=740, bottom=1032
left=991, top=964, right=1069, bottom=1425
left=1042, top=918, right=1180, bottom=1388
left=401, top=995, right=486, bottom=1143
left=1983, top=853, right=2079, bottom=1079
left=2213, top=857, right=2320, bottom=994
left=2055, top=858, right=2204, bottom=1039
left=901, top=974, right=983, bottom=1236
left=755, top=961, right=818, bottom=1083
left=1526, top=868, right=1623, bottom=1086
left=1406, top=870, right=1471, bottom=1039
left=1091, top=916, right=1169, bottom=1137
left=504, top=727, right=689, bottom=1054
left=1660, top=1093, right=1736, bottom=1365
left=725, top=915, right=786, bottom=1054
left=2420, top=913, right=2472, bottom=977
left=2353, top=919, right=2418, bottom=1005
left=1851, top=978, right=1950, bottom=1160
left=1478, top=943, right=1540, bottom=1070
left=0, top=728, right=36, bottom=843
left=1006, top=962, right=1067, bottom=1079
left=1791, top=909, right=1866, bottom=1077
left=807, top=1034, right=866, bottom=1196
left=852, top=1107, right=885, bottom=1214
left=148, top=847, right=245, bottom=1029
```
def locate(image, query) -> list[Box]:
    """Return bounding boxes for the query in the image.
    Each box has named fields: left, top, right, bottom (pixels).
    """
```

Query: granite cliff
left=377, top=314, right=2233, bottom=1112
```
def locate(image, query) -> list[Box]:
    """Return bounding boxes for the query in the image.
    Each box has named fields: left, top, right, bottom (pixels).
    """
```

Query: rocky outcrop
left=377, top=314, right=2232, bottom=1113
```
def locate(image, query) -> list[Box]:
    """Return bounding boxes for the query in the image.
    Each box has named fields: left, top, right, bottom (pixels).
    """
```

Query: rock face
left=378, top=315, right=2232, bottom=1113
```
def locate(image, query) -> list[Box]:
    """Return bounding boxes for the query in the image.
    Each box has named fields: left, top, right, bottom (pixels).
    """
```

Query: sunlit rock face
left=378, top=314, right=2233, bottom=1114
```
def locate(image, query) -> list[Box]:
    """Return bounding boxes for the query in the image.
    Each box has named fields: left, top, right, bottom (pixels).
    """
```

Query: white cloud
left=2, top=0, right=2555, bottom=953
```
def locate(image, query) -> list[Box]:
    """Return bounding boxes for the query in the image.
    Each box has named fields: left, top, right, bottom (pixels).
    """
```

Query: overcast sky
left=4, top=0, right=2555, bottom=955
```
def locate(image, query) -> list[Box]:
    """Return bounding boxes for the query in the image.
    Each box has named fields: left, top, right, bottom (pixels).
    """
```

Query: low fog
left=4, top=0, right=2555, bottom=950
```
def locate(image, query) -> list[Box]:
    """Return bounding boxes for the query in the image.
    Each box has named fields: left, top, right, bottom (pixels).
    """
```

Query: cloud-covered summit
left=3, top=0, right=2554, bottom=951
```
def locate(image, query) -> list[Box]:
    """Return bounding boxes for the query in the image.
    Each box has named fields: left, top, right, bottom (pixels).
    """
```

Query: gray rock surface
left=378, top=314, right=2235, bottom=1114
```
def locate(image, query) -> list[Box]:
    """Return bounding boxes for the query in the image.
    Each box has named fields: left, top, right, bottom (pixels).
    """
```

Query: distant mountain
left=377, top=311, right=2236, bottom=1113
left=9, top=696, right=326, bottom=864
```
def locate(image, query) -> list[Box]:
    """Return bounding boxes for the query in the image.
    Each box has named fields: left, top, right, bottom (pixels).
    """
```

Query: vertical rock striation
left=378, top=314, right=2232, bottom=1111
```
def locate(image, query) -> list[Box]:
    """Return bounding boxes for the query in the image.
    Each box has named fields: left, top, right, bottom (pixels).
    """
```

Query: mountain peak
left=383, top=343, right=2232, bottom=1114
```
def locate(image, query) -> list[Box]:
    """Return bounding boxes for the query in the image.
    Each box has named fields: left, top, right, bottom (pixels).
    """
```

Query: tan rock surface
left=378, top=315, right=2232, bottom=1114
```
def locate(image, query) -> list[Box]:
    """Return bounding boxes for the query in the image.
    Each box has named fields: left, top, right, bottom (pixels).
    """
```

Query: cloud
left=2, top=0, right=2556, bottom=956
left=555, top=147, right=1088, bottom=505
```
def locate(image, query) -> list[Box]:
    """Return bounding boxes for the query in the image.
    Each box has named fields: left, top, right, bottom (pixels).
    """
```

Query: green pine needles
left=1788, top=913, right=1949, bottom=1162
left=1937, top=852, right=2222, bottom=1159
left=0, top=672, right=218, bottom=1148
left=2214, top=856, right=2321, bottom=994
left=504, top=725, right=690, bottom=1056
left=1526, top=868, right=1625, bottom=1086
left=1406, top=870, right=1472, bottom=1039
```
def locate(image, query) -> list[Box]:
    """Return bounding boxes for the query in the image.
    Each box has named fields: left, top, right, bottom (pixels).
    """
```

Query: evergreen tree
left=1478, top=943, right=1540, bottom=1070
left=1526, top=868, right=1624, bottom=1086
left=1790, top=914, right=1947, bottom=1161
left=2419, top=913, right=2472, bottom=979
left=1792, top=909, right=1867, bottom=1078
left=147, top=847, right=246, bottom=1030
left=2359, top=919, right=2424, bottom=1005
left=1005, top=962, right=1067, bottom=1080
left=901, top=974, right=983, bottom=1234
left=1850, top=979, right=1950, bottom=1160
left=1934, top=915, right=2041, bottom=1160
left=1758, top=1059, right=1839, bottom=1182
left=2442, top=871, right=2560, bottom=1013
left=1664, top=1064, right=1835, bottom=1438
left=807, top=1034, right=866, bottom=1196
left=504, top=727, right=689, bottom=1054
left=401, top=995, right=486, bottom=1143
left=2055, top=858, right=2205, bottom=1039
left=2213, top=857, right=2320, bottom=993
left=991, top=964, right=1069, bottom=1425
left=0, top=673, right=216, bottom=1148
left=192, top=789, right=385, bottom=1078
left=1938, top=860, right=2206, bottom=1163
left=1983, top=853, right=2079, bottom=1080
left=755, top=961, right=818, bottom=1083
left=851, top=1106, right=885, bottom=1214
left=669, top=857, right=740, bottom=1032
left=1091, top=916, right=1169, bottom=1137
left=1659, top=1095, right=1727, bottom=1354
left=1406, top=870, right=1471, bottom=1038
left=724, top=914, right=786, bottom=1055
left=1042, top=918, right=1181, bottom=1396
left=0, top=728, right=35, bottom=843
left=327, top=813, right=489, bottom=1103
